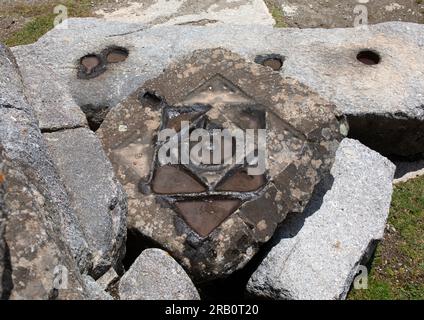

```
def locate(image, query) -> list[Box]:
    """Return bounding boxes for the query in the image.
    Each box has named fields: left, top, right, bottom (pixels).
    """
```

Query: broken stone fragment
left=44, top=128, right=127, bottom=279
left=247, top=139, right=396, bottom=300
left=0, top=43, right=92, bottom=274
left=119, top=249, right=200, bottom=300
left=99, top=48, right=345, bottom=280
left=12, top=20, right=424, bottom=156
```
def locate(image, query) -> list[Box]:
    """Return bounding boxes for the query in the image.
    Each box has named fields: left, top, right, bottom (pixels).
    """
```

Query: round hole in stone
left=106, top=47, right=129, bottom=63
left=262, top=58, right=283, bottom=71
left=254, top=54, right=285, bottom=71
left=80, top=54, right=101, bottom=74
left=357, top=50, right=381, bottom=65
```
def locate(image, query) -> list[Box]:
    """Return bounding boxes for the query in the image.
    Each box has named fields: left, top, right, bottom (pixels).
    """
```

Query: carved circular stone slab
left=97, top=48, right=347, bottom=281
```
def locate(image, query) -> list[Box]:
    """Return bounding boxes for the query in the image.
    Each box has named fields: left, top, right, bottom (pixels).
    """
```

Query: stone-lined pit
left=78, top=54, right=106, bottom=79
left=254, top=54, right=285, bottom=71
left=105, top=47, right=129, bottom=64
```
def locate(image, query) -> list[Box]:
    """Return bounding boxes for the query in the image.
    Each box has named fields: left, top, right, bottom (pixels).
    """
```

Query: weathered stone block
left=44, top=128, right=127, bottom=278
left=0, top=150, right=88, bottom=300
left=247, top=139, right=396, bottom=300
left=0, top=44, right=92, bottom=274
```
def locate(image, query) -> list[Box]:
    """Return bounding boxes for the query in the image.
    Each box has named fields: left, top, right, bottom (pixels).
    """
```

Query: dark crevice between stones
left=197, top=246, right=269, bottom=300
left=122, top=228, right=163, bottom=271
left=40, top=125, right=85, bottom=134
left=346, top=239, right=380, bottom=298
left=347, top=114, right=424, bottom=157
left=254, top=54, right=285, bottom=71
left=1, top=242, right=13, bottom=300
left=80, top=104, right=111, bottom=132
left=197, top=173, right=335, bottom=300
left=356, top=50, right=381, bottom=65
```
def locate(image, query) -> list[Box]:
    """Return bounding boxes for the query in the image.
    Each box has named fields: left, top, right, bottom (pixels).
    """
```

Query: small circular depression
left=80, top=54, right=101, bottom=74
left=263, top=58, right=283, bottom=71
left=106, top=47, right=129, bottom=64
left=78, top=54, right=106, bottom=79
left=254, top=54, right=285, bottom=71
left=357, top=50, right=381, bottom=65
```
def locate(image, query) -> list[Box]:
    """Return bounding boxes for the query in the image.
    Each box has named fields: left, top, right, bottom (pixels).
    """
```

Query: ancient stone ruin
left=1, top=9, right=423, bottom=300
left=98, top=48, right=345, bottom=280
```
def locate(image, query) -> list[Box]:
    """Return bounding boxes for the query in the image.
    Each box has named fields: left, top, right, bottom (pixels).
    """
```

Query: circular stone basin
left=80, top=55, right=101, bottom=74
left=262, top=58, right=283, bottom=71
left=106, top=47, right=129, bottom=63
left=357, top=50, right=381, bottom=65
left=254, top=54, right=285, bottom=71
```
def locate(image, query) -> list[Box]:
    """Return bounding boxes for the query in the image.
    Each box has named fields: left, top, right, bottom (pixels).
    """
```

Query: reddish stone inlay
left=151, top=165, right=207, bottom=194
left=216, top=169, right=266, bottom=192
left=175, top=198, right=241, bottom=237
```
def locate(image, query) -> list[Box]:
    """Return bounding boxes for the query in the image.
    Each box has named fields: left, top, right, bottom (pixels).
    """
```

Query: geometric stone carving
left=98, top=48, right=347, bottom=281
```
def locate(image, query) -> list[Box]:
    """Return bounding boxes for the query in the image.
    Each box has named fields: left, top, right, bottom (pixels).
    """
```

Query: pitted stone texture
left=95, top=0, right=274, bottom=26
left=119, top=249, right=200, bottom=300
left=99, top=48, right=344, bottom=280
left=0, top=150, right=88, bottom=300
left=0, top=44, right=92, bottom=274
left=44, top=128, right=127, bottom=278
left=247, top=139, right=396, bottom=300
left=12, top=20, right=424, bottom=155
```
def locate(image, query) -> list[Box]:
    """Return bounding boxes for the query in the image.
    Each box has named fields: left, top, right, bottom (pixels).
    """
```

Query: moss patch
left=264, top=0, right=287, bottom=28
left=1, top=0, right=102, bottom=47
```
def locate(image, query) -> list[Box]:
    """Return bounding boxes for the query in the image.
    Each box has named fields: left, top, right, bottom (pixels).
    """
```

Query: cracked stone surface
left=247, top=139, right=396, bottom=300
left=98, top=48, right=345, bottom=280
left=119, top=249, right=200, bottom=300
left=11, top=20, right=424, bottom=156
left=95, top=0, right=274, bottom=26
left=0, top=44, right=92, bottom=274
left=44, top=128, right=127, bottom=279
